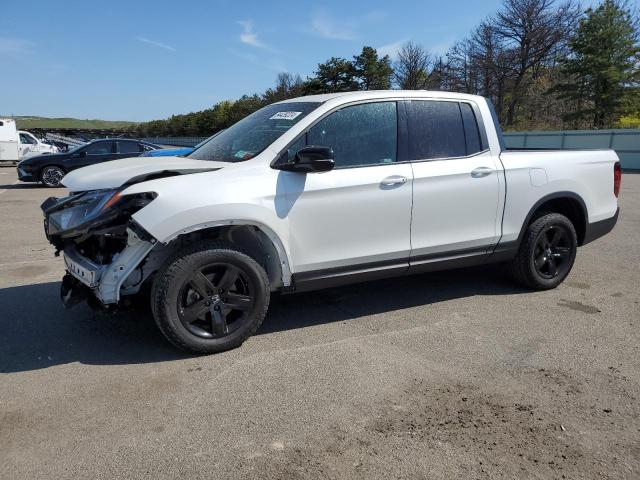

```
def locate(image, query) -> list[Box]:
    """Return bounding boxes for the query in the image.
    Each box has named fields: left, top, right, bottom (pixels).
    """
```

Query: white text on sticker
left=270, top=111, right=302, bottom=120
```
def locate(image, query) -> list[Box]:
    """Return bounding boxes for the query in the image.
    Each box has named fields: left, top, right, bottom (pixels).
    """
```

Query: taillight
left=614, top=162, right=621, bottom=198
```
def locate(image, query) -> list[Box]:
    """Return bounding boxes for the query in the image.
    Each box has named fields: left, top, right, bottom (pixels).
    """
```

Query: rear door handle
left=470, top=167, right=494, bottom=178
left=381, top=175, right=408, bottom=186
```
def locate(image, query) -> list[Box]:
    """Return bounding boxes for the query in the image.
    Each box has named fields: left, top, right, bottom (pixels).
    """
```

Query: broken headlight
left=43, top=189, right=156, bottom=237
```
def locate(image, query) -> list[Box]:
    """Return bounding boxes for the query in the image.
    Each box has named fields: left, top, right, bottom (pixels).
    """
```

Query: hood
left=18, top=151, right=68, bottom=166
left=62, top=156, right=225, bottom=191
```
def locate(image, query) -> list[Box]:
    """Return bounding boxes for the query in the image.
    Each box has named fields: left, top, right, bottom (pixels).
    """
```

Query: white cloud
left=136, top=36, right=176, bottom=52
left=310, top=11, right=357, bottom=40
left=0, top=37, right=35, bottom=55
left=228, top=48, right=286, bottom=73
left=376, top=39, right=407, bottom=61
left=237, top=20, right=274, bottom=51
left=309, top=10, right=388, bottom=41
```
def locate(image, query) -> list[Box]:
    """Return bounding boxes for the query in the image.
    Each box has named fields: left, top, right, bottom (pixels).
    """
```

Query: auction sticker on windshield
left=269, top=111, right=302, bottom=120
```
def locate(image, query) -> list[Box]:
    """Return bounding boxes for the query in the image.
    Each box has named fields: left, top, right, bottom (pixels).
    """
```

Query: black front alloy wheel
left=152, top=242, right=270, bottom=354
left=178, top=263, right=255, bottom=339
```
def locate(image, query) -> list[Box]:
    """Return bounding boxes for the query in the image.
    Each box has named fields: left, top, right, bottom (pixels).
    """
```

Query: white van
left=0, top=119, right=58, bottom=162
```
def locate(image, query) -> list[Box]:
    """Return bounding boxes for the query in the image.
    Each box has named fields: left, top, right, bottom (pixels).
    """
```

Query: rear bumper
left=583, top=208, right=619, bottom=245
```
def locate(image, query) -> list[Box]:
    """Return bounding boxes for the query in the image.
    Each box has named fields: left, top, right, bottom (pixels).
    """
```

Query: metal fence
left=143, top=129, right=640, bottom=170
left=504, top=129, right=640, bottom=170
left=141, top=137, right=208, bottom=147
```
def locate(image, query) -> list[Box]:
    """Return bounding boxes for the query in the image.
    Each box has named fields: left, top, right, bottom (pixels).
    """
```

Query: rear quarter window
left=460, top=103, right=483, bottom=155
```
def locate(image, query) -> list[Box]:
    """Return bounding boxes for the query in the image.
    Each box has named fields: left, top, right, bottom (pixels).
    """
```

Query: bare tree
left=263, top=72, right=305, bottom=103
left=442, top=0, right=580, bottom=127
left=494, top=0, right=581, bottom=126
left=394, top=42, right=433, bottom=89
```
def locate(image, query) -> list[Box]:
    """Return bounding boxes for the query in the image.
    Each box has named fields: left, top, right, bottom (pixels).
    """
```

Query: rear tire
left=40, top=165, right=65, bottom=187
left=151, top=242, right=270, bottom=354
left=509, top=212, right=577, bottom=290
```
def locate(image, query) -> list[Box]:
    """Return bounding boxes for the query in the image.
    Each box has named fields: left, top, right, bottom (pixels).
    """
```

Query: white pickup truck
left=0, top=118, right=58, bottom=162
left=41, top=91, right=620, bottom=354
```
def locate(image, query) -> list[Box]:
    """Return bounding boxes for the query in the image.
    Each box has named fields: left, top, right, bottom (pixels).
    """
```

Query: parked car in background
left=0, top=118, right=58, bottom=162
left=42, top=91, right=619, bottom=354
left=143, top=145, right=194, bottom=157
left=17, top=138, right=160, bottom=187
left=142, top=132, right=223, bottom=157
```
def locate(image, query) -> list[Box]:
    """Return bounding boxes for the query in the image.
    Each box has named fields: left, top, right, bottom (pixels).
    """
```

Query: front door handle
left=470, top=167, right=494, bottom=178
left=381, top=175, right=408, bottom=186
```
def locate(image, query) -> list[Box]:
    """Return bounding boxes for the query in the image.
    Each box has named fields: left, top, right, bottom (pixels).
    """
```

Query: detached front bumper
left=40, top=190, right=160, bottom=308
left=60, top=229, right=156, bottom=306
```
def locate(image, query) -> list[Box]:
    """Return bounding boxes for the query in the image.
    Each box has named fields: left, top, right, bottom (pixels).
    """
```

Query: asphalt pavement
left=1, top=167, right=639, bottom=479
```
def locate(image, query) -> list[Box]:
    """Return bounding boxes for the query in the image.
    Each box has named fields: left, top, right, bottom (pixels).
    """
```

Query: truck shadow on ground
left=0, top=266, right=526, bottom=373
left=0, top=182, right=52, bottom=190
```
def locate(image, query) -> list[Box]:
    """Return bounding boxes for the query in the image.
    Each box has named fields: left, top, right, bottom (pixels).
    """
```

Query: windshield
left=188, top=102, right=320, bottom=162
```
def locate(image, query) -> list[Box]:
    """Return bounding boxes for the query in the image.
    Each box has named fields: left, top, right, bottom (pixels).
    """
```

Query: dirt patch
left=364, top=381, right=583, bottom=477
left=557, top=299, right=601, bottom=314
left=248, top=369, right=638, bottom=479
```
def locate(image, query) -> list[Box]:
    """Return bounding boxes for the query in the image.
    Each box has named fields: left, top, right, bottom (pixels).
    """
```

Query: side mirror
left=273, top=146, right=335, bottom=173
left=72, top=151, right=86, bottom=158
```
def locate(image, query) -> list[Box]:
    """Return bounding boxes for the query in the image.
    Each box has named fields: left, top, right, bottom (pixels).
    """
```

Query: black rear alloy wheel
left=509, top=212, right=577, bottom=290
left=532, top=225, right=572, bottom=280
left=152, top=243, right=270, bottom=354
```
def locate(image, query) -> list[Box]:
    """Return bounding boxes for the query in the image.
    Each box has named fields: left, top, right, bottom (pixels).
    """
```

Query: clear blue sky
left=0, top=0, right=548, bottom=121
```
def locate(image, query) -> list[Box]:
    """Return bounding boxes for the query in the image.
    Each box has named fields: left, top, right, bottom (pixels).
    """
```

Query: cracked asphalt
left=1, top=167, right=639, bottom=479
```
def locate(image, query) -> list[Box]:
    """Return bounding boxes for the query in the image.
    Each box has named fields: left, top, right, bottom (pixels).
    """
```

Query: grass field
left=9, top=116, right=136, bottom=130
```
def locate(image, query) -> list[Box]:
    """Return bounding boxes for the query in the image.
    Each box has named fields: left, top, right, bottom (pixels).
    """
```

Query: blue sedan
left=142, top=132, right=223, bottom=157
left=143, top=146, right=194, bottom=157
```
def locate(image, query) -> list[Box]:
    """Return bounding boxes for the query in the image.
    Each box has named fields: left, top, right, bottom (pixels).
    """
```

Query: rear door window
left=118, top=141, right=141, bottom=154
left=406, top=101, right=466, bottom=160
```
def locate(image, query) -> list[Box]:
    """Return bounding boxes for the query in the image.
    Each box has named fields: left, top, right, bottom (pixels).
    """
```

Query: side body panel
left=0, top=140, right=19, bottom=162
left=410, top=150, right=503, bottom=257
left=0, top=119, right=19, bottom=161
left=127, top=159, right=413, bottom=276
left=499, top=149, right=619, bottom=244
left=279, top=163, right=413, bottom=272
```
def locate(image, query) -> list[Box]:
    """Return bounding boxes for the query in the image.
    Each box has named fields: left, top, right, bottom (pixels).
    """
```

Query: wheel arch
left=162, top=221, right=292, bottom=290
left=516, top=191, right=588, bottom=247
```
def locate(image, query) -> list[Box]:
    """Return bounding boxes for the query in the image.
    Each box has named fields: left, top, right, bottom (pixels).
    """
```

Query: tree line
left=128, top=0, right=639, bottom=138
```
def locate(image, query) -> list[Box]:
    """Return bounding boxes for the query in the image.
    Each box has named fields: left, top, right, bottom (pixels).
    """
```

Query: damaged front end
left=42, top=188, right=159, bottom=309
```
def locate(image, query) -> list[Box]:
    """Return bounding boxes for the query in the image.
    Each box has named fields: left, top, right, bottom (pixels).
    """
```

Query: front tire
left=151, top=242, right=270, bottom=354
left=40, top=165, right=65, bottom=187
left=509, top=213, right=577, bottom=290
